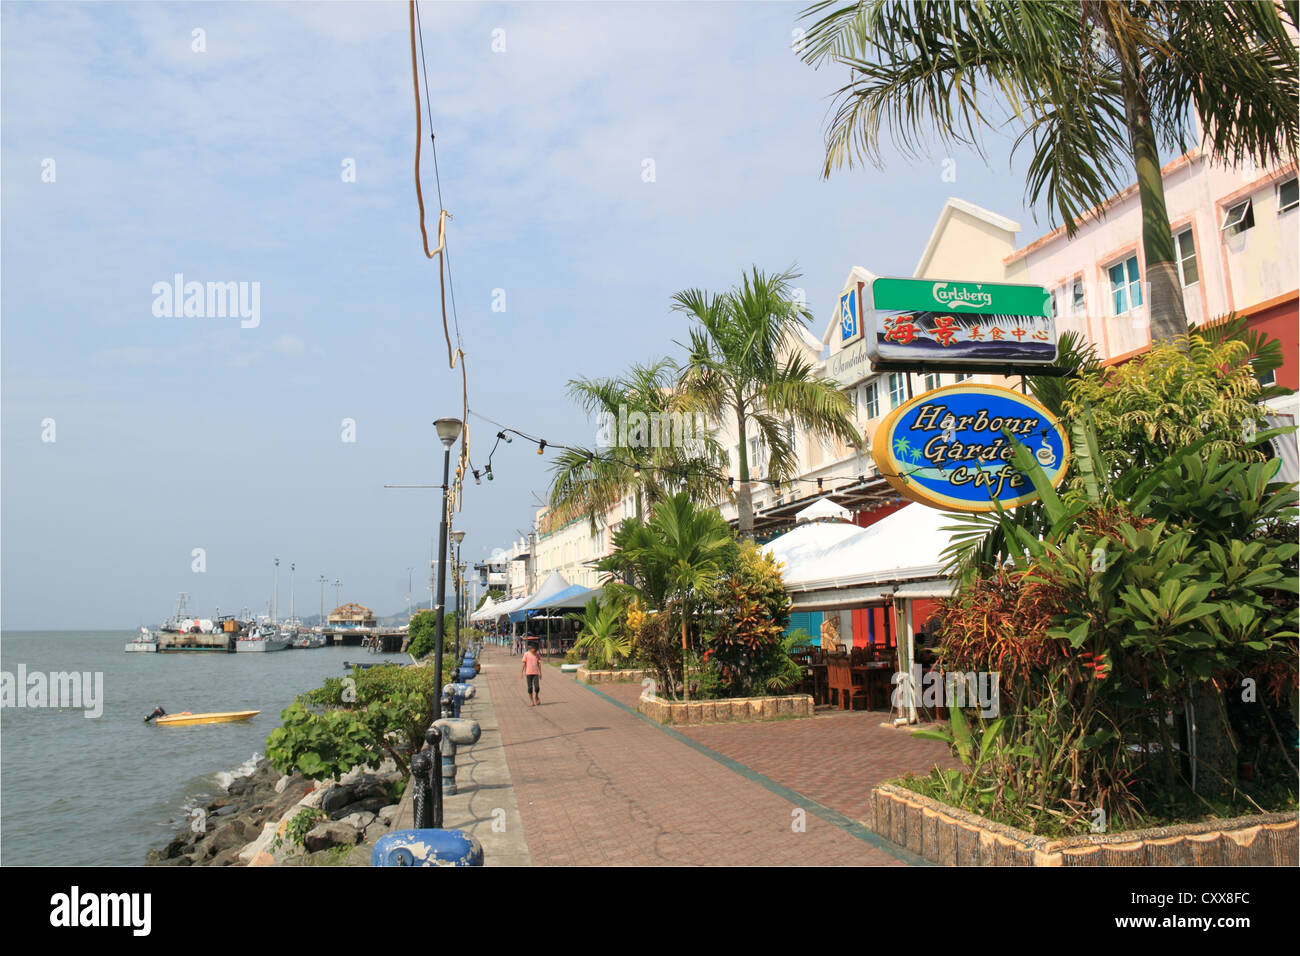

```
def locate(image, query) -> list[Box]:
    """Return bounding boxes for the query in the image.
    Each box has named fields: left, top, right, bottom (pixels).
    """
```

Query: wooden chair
left=826, top=654, right=867, bottom=711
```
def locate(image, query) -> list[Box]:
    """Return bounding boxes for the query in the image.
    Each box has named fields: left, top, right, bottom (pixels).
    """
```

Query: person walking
left=521, top=641, right=542, bottom=706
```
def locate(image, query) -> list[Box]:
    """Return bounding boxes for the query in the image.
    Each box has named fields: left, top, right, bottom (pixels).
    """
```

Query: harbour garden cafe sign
left=871, top=383, right=1070, bottom=512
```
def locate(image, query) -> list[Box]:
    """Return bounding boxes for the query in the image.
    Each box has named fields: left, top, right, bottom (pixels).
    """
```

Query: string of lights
left=465, top=408, right=937, bottom=495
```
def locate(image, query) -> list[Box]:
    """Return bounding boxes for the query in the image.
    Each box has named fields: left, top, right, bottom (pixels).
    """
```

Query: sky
left=2, top=0, right=1056, bottom=629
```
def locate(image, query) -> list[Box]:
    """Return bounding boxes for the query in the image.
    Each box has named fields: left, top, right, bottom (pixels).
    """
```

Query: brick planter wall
left=865, top=783, right=1298, bottom=866
left=577, top=667, right=653, bottom=685
left=638, top=692, right=814, bottom=726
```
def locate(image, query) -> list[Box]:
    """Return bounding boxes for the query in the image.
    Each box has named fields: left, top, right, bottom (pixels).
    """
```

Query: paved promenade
left=480, top=645, right=926, bottom=866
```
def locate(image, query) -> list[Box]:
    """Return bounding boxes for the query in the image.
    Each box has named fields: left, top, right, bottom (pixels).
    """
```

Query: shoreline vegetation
left=144, top=648, right=463, bottom=866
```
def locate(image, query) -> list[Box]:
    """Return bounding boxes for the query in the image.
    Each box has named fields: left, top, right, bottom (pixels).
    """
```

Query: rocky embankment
left=147, top=758, right=406, bottom=867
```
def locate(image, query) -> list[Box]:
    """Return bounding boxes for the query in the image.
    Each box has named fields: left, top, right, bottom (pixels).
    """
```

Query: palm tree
left=571, top=595, right=632, bottom=669
left=548, top=358, right=729, bottom=531
left=797, top=0, right=1298, bottom=344
left=598, top=493, right=738, bottom=700
left=674, top=266, right=863, bottom=537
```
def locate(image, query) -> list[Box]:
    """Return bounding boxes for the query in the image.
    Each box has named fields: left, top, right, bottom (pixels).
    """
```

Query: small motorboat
left=144, top=706, right=259, bottom=726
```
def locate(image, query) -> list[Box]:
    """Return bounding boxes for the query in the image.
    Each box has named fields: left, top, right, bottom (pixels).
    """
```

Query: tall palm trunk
left=735, top=406, right=754, bottom=538
left=1107, top=13, right=1187, bottom=344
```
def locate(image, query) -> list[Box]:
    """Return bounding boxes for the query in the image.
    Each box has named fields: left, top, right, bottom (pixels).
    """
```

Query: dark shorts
left=526, top=674, right=540, bottom=694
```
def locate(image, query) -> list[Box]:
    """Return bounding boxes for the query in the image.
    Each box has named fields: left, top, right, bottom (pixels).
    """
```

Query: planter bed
left=638, top=692, right=814, bottom=726
left=577, top=666, right=654, bottom=685
left=866, top=783, right=1298, bottom=866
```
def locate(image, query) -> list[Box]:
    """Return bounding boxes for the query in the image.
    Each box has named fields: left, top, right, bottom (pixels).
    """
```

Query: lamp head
left=435, top=417, right=463, bottom=447
left=452, top=530, right=466, bottom=545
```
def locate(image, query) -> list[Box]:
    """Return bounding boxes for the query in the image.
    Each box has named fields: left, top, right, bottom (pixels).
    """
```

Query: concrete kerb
left=389, top=666, right=531, bottom=866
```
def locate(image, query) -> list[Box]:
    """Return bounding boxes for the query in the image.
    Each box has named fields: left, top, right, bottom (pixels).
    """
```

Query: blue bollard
left=431, top=716, right=481, bottom=795
left=371, top=828, right=483, bottom=866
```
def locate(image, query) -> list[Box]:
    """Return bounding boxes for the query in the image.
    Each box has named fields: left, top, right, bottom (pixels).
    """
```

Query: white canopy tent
left=469, top=595, right=498, bottom=623
left=794, top=497, right=853, bottom=523
left=763, top=503, right=961, bottom=725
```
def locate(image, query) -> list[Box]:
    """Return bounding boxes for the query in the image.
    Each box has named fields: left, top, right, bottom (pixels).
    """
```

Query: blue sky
left=2, top=1, right=1052, bottom=629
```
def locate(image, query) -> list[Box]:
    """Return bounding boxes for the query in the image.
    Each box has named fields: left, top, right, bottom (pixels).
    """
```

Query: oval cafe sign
left=871, top=383, right=1069, bottom=512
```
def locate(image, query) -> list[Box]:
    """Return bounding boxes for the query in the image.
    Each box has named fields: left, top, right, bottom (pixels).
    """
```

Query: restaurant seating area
left=791, top=644, right=895, bottom=711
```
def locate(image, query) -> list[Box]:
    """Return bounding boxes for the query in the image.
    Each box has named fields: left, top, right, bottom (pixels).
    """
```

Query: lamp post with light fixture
left=432, top=417, right=462, bottom=721
left=451, top=530, right=466, bottom=658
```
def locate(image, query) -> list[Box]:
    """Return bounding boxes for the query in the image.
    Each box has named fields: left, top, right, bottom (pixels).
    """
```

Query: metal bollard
left=443, top=681, right=476, bottom=719
left=431, top=716, right=481, bottom=795
left=371, top=828, right=484, bottom=866
left=410, top=751, right=433, bottom=830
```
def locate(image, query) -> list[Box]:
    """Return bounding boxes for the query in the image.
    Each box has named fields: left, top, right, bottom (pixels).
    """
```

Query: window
left=888, top=372, right=906, bottom=408
left=1255, top=366, right=1277, bottom=388
left=1279, top=178, right=1298, bottom=213
left=864, top=381, right=880, bottom=419
left=1221, top=198, right=1254, bottom=234
left=1108, top=254, right=1142, bottom=315
left=1071, top=276, right=1086, bottom=315
left=954, top=372, right=973, bottom=382
left=1174, top=229, right=1198, bottom=287
left=923, top=372, right=941, bottom=391
left=784, top=421, right=797, bottom=459
left=1049, top=289, right=1059, bottom=319
left=844, top=388, right=858, bottom=419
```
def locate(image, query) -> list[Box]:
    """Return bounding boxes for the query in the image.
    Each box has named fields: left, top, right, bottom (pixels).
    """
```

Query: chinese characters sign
left=871, top=384, right=1069, bottom=512
left=866, top=277, right=1056, bottom=366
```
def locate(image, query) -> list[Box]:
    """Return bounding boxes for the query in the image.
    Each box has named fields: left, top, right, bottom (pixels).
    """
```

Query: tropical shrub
left=571, top=595, right=632, bottom=669
left=267, top=663, right=446, bottom=780
left=707, top=541, right=799, bottom=696
left=919, top=333, right=1297, bottom=835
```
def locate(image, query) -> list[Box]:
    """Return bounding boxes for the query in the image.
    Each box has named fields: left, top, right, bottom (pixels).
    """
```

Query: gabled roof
left=913, top=197, right=1021, bottom=278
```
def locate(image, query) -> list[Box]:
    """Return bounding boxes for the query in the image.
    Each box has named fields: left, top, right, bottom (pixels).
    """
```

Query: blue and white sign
left=839, top=285, right=863, bottom=345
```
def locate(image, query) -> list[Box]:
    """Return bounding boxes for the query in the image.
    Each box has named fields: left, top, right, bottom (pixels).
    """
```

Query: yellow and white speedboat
left=146, top=708, right=259, bottom=726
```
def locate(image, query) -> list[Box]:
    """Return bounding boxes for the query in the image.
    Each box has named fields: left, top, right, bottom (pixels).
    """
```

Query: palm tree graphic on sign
left=893, top=436, right=923, bottom=475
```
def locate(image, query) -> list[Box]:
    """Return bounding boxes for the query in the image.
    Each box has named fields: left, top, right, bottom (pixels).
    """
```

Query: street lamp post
left=335, top=579, right=341, bottom=609
left=432, top=418, right=461, bottom=723
left=407, top=567, right=414, bottom=622
left=318, top=575, right=326, bottom=628
left=274, top=558, right=280, bottom=624
left=451, top=530, right=466, bottom=658
left=290, top=563, right=295, bottom=625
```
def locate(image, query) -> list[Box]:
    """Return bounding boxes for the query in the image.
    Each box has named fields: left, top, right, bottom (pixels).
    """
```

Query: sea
left=0, top=630, right=411, bottom=866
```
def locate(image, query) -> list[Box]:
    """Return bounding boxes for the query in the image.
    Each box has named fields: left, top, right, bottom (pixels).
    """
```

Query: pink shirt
left=523, top=652, right=541, bottom=675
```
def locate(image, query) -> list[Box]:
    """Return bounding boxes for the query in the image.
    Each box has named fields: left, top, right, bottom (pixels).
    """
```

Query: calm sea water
left=0, top=630, right=410, bottom=866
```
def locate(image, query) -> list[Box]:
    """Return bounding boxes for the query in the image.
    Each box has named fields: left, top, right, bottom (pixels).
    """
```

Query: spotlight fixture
left=498, top=431, right=512, bottom=444
left=633, top=464, right=641, bottom=479
left=727, top=477, right=734, bottom=488
left=537, top=440, right=547, bottom=455
left=473, top=469, right=482, bottom=485
left=817, top=478, right=823, bottom=492
left=485, top=466, right=494, bottom=481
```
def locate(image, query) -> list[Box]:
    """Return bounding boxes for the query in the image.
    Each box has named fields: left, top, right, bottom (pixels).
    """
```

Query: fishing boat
left=125, top=627, right=159, bottom=653
left=145, top=707, right=258, bottom=726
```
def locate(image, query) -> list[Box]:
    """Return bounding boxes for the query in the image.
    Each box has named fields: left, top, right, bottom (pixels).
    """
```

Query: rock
left=265, top=779, right=314, bottom=819
left=320, top=784, right=356, bottom=814
left=212, top=804, right=239, bottom=817
left=328, top=796, right=388, bottom=821
left=304, top=821, right=360, bottom=853
left=298, top=787, right=324, bottom=810
left=210, top=821, right=252, bottom=853
left=238, top=821, right=279, bottom=865
left=353, top=777, right=390, bottom=802
left=376, top=804, right=400, bottom=827
left=211, top=846, right=243, bottom=867
left=337, top=811, right=376, bottom=833
left=274, top=774, right=293, bottom=794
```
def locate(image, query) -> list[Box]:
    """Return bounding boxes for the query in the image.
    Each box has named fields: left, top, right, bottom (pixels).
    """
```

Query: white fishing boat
left=236, top=623, right=289, bottom=653
left=125, top=627, right=159, bottom=653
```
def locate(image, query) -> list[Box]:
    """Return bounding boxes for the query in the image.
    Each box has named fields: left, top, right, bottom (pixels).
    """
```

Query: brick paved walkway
left=598, top=681, right=960, bottom=825
left=481, top=646, right=919, bottom=866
